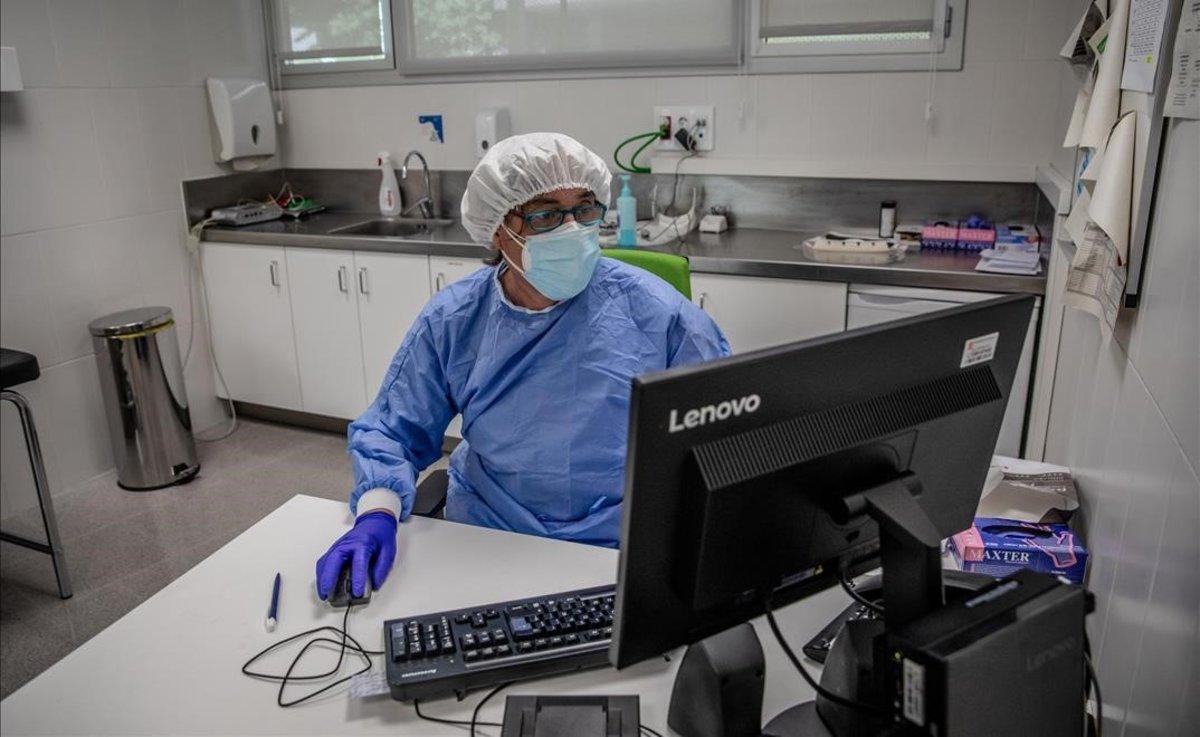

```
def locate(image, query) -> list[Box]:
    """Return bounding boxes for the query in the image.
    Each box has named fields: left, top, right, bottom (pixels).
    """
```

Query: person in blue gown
left=316, top=132, right=729, bottom=600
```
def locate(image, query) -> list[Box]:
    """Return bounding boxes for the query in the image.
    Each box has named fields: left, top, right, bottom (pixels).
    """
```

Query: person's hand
left=315, top=510, right=398, bottom=600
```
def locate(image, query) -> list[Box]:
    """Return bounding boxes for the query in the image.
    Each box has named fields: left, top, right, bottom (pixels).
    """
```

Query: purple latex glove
left=315, top=510, right=398, bottom=600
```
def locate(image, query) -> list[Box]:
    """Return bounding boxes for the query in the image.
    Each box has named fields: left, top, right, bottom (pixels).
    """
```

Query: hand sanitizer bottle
left=378, top=152, right=401, bottom=217
left=617, top=174, right=637, bottom=248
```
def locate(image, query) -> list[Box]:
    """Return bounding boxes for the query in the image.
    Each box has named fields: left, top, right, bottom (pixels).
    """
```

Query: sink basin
left=330, top=218, right=456, bottom=238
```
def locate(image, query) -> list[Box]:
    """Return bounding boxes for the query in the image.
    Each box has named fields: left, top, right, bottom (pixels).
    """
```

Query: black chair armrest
left=412, top=469, right=449, bottom=518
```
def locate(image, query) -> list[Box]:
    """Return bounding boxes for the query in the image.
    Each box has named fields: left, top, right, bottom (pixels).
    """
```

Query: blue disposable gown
left=347, top=258, right=730, bottom=548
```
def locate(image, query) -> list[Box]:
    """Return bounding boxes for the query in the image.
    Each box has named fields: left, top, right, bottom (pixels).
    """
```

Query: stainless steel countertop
left=202, top=212, right=1045, bottom=295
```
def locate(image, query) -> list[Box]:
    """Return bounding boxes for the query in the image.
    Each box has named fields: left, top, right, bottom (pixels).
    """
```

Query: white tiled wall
left=1043, top=120, right=1200, bottom=736
left=280, top=0, right=1089, bottom=182
left=0, top=0, right=272, bottom=519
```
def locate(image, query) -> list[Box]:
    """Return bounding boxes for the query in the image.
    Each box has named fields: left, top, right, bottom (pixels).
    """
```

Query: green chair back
left=601, top=248, right=692, bottom=299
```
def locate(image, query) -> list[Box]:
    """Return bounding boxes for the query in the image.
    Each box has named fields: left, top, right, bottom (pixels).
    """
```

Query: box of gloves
left=950, top=518, right=1088, bottom=585
left=994, top=223, right=1041, bottom=252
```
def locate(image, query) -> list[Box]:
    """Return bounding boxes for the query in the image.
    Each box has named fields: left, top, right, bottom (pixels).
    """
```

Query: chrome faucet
left=400, top=149, right=435, bottom=219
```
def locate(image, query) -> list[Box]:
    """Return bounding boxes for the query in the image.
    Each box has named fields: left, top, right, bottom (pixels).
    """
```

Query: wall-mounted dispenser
left=475, top=108, right=511, bottom=158
left=205, top=77, right=276, bottom=171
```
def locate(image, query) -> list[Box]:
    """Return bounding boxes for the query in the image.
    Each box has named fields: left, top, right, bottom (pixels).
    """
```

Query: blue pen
left=266, top=573, right=281, bottom=632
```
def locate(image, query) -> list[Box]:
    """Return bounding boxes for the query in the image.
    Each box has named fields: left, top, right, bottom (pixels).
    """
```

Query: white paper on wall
left=1080, top=144, right=1105, bottom=191
left=1065, top=224, right=1127, bottom=334
left=1064, top=112, right=1138, bottom=336
left=1165, top=0, right=1200, bottom=118
left=1065, top=187, right=1094, bottom=245
left=1062, top=2, right=1109, bottom=65
left=1064, top=69, right=1097, bottom=146
left=1121, top=0, right=1171, bottom=92
left=1088, top=111, right=1137, bottom=257
left=1081, top=0, right=1132, bottom=149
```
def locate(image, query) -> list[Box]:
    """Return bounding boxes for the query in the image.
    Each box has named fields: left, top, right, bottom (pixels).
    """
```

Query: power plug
left=674, top=127, right=699, bottom=152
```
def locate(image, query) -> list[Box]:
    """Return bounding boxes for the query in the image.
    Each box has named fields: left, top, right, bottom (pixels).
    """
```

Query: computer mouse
left=327, top=564, right=371, bottom=608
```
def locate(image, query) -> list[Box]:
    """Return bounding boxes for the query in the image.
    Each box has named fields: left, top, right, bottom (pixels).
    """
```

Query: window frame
left=746, top=0, right=966, bottom=74
left=272, top=0, right=397, bottom=76
left=268, top=0, right=967, bottom=89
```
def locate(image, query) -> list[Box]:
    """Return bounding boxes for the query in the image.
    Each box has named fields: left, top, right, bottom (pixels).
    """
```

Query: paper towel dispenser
left=205, top=77, right=276, bottom=170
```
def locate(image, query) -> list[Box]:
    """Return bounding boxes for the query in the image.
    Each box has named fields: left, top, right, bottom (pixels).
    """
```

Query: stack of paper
left=975, top=248, right=1042, bottom=275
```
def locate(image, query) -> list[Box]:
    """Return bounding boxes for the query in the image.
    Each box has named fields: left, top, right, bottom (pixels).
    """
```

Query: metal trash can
left=89, top=306, right=200, bottom=490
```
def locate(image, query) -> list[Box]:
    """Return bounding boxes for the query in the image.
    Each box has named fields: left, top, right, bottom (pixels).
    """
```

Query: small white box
left=475, top=108, right=511, bottom=159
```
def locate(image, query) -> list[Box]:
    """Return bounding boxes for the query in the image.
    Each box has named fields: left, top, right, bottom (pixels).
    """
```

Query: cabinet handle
left=358, top=267, right=369, bottom=295
left=337, top=265, right=349, bottom=293
left=269, top=260, right=280, bottom=286
left=435, top=272, right=446, bottom=291
left=698, top=292, right=708, bottom=310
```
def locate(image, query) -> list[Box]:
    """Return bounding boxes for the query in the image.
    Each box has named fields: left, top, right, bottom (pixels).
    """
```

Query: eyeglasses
left=516, top=202, right=608, bottom=233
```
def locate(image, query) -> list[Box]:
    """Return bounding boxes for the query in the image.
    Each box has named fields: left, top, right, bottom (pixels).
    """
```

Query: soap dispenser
left=378, top=152, right=402, bottom=217
left=617, top=174, right=637, bottom=248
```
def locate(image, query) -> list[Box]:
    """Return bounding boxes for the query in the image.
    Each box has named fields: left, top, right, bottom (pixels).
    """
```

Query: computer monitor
left=610, top=293, right=1035, bottom=669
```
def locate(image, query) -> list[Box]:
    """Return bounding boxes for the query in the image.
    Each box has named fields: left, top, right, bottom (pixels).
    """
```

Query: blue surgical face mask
left=500, top=220, right=601, bottom=301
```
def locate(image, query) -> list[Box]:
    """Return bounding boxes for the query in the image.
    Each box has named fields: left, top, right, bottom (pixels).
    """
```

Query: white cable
left=666, top=124, right=700, bottom=245
left=185, top=219, right=239, bottom=443
left=925, top=40, right=939, bottom=124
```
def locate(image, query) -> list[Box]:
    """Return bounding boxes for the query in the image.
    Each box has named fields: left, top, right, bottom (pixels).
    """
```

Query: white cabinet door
left=285, top=248, right=368, bottom=419
left=200, top=242, right=302, bottom=410
left=692, top=273, right=847, bottom=353
left=429, top=255, right=487, bottom=294
left=845, top=284, right=1041, bottom=457
left=355, top=252, right=430, bottom=400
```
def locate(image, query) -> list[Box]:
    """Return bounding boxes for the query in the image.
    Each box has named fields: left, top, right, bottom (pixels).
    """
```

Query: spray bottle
left=617, top=174, right=637, bottom=248
left=378, top=152, right=401, bottom=217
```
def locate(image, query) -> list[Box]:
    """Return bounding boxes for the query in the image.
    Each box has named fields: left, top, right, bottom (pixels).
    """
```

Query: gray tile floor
left=0, top=418, right=425, bottom=699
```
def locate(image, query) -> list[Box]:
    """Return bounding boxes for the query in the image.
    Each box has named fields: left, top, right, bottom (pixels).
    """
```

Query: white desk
left=1, top=495, right=849, bottom=736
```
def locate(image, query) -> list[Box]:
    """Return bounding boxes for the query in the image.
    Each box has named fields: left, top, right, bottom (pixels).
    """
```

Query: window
left=274, top=0, right=394, bottom=73
left=749, top=0, right=965, bottom=73
left=395, top=0, right=740, bottom=74
left=269, top=0, right=965, bottom=85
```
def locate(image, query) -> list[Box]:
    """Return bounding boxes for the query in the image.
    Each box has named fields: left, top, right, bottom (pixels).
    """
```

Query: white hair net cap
left=460, top=132, right=612, bottom=244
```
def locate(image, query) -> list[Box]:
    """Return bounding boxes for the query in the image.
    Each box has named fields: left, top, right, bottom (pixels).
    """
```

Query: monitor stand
left=669, top=474, right=994, bottom=737
left=764, top=473, right=952, bottom=737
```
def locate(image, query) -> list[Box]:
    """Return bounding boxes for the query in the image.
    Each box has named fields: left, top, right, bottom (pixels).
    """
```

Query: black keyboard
left=384, top=584, right=616, bottom=701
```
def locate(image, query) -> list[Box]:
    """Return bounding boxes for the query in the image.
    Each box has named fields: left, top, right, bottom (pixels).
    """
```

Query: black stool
left=1, top=348, right=72, bottom=599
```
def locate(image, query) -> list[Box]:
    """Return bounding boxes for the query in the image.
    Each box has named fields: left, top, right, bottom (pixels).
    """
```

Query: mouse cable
left=838, top=570, right=884, bottom=614
left=762, top=588, right=889, bottom=719
left=241, top=603, right=384, bottom=708
left=640, top=725, right=665, bottom=737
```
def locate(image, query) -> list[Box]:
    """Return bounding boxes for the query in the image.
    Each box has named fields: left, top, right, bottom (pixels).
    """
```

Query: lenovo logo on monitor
left=668, top=394, right=761, bottom=433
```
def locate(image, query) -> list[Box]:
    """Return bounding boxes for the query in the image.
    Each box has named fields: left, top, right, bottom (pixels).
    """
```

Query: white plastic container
left=378, top=152, right=401, bottom=217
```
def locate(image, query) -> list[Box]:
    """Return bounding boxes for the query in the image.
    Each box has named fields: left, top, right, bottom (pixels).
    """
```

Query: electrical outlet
left=653, top=105, right=714, bottom=152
